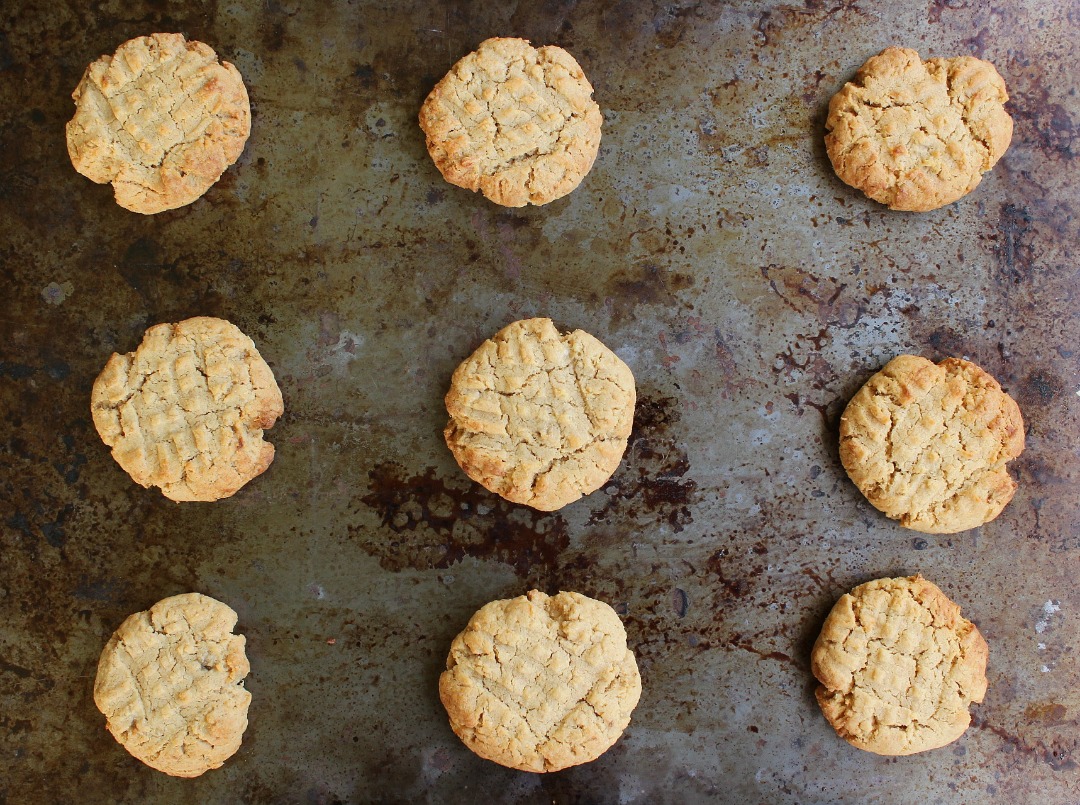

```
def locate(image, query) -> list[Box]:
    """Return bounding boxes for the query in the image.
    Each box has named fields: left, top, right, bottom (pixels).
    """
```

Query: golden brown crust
left=439, top=590, right=641, bottom=772
left=419, top=37, right=602, bottom=207
left=91, top=316, right=284, bottom=502
left=66, top=33, right=250, bottom=214
left=93, top=593, right=251, bottom=777
left=826, top=46, right=1012, bottom=211
left=811, top=576, right=988, bottom=756
left=444, top=318, right=635, bottom=511
left=839, top=355, right=1024, bottom=533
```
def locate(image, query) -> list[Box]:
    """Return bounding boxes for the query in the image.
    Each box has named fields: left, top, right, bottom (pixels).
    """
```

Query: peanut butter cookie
left=91, top=316, right=283, bottom=502
left=440, top=590, right=641, bottom=772
left=444, top=318, right=635, bottom=511
left=826, top=46, right=1012, bottom=211
left=812, top=575, right=988, bottom=755
left=839, top=355, right=1024, bottom=533
left=67, top=33, right=250, bottom=214
left=94, top=593, right=251, bottom=776
left=419, top=37, right=603, bottom=206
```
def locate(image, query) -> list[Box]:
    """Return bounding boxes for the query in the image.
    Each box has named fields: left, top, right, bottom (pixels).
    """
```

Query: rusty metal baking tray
left=1, top=1, right=1077, bottom=803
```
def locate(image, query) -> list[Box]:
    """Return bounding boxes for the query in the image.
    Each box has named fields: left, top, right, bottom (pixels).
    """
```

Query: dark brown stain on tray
left=971, top=715, right=1080, bottom=772
left=355, top=463, right=570, bottom=584
left=587, top=393, right=697, bottom=532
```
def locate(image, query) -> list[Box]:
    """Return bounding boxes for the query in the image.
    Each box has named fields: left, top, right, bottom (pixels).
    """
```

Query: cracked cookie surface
left=91, top=316, right=283, bottom=502
left=812, top=575, right=988, bottom=756
left=440, top=590, right=641, bottom=772
left=67, top=33, right=250, bottom=214
left=419, top=37, right=602, bottom=207
left=839, top=355, right=1024, bottom=533
left=825, top=46, right=1012, bottom=211
left=444, top=318, right=635, bottom=511
left=94, top=593, right=251, bottom=777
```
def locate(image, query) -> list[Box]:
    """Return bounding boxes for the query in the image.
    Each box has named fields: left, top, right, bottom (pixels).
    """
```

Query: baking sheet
left=1, top=1, right=1078, bottom=802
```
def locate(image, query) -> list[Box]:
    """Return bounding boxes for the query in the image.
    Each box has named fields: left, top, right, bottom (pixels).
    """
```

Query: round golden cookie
left=419, top=37, right=603, bottom=207
left=825, top=46, right=1012, bottom=211
left=439, top=590, right=641, bottom=772
left=839, top=355, right=1024, bottom=533
left=91, top=316, right=283, bottom=502
left=67, top=33, right=251, bottom=214
left=93, top=593, right=251, bottom=777
left=444, top=317, right=635, bottom=511
left=812, top=575, right=989, bottom=756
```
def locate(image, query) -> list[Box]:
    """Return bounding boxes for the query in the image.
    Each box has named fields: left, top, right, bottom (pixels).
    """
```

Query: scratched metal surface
left=1, top=0, right=1078, bottom=803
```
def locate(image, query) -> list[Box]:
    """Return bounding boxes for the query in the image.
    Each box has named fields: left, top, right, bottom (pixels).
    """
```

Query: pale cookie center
left=81, top=45, right=223, bottom=178
left=445, top=54, right=585, bottom=174
left=453, top=619, right=624, bottom=758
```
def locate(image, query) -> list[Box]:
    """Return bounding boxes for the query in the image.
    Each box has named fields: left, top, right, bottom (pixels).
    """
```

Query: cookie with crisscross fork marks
left=94, top=593, right=251, bottom=776
left=67, top=33, right=250, bottom=214
left=839, top=355, right=1023, bottom=533
left=440, top=590, right=641, bottom=772
left=444, top=318, right=635, bottom=511
left=826, top=47, right=1012, bottom=211
left=812, top=576, right=988, bottom=755
left=419, top=37, right=603, bottom=206
left=91, top=316, right=283, bottom=501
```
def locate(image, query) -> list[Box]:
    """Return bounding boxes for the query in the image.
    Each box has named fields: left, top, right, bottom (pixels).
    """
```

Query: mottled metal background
left=1, top=0, right=1078, bottom=802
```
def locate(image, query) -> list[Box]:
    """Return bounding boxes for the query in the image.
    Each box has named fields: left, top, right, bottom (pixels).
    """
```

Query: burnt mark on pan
left=761, top=264, right=866, bottom=330
left=356, top=463, right=569, bottom=585
left=604, top=262, right=693, bottom=326
left=928, top=0, right=971, bottom=24
left=116, top=237, right=183, bottom=294
left=652, top=4, right=703, bottom=49
left=971, top=715, right=1079, bottom=772
left=1008, top=78, right=1077, bottom=161
left=995, top=204, right=1038, bottom=286
left=586, top=393, right=697, bottom=533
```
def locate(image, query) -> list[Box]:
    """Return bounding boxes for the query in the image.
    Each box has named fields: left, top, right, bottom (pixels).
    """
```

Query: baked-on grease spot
left=761, top=264, right=866, bottom=329
left=971, top=716, right=1079, bottom=771
left=996, top=204, right=1037, bottom=285
left=587, top=394, right=696, bottom=532
left=357, top=463, right=570, bottom=582
left=1022, top=371, right=1062, bottom=405
left=1007, top=78, right=1077, bottom=159
left=603, top=263, right=693, bottom=325
left=671, top=588, right=689, bottom=617
left=117, top=235, right=182, bottom=291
